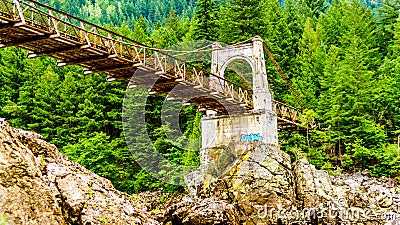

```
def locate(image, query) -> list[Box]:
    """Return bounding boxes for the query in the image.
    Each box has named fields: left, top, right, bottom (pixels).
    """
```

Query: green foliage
left=217, top=0, right=267, bottom=43
left=376, top=0, right=400, bottom=52
left=63, top=133, right=136, bottom=191
left=348, top=139, right=372, bottom=171
left=193, top=0, right=218, bottom=40
left=370, top=144, right=400, bottom=177
left=182, top=112, right=202, bottom=167
left=321, top=161, right=335, bottom=176
left=262, top=0, right=300, bottom=102
left=342, top=154, right=354, bottom=169
left=293, top=19, right=324, bottom=109
left=289, top=147, right=306, bottom=161
left=0, top=214, right=6, bottom=225
left=45, top=0, right=195, bottom=27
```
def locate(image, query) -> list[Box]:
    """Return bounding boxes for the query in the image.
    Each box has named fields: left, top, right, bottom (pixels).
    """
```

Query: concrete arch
left=210, top=36, right=272, bottom=111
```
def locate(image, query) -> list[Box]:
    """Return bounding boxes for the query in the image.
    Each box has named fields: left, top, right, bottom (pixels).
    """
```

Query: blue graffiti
left=240, top=133, right=263, bottom=142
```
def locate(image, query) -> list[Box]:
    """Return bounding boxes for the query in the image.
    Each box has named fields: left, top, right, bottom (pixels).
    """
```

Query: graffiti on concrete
left=241, top=133, right=263, bottom=142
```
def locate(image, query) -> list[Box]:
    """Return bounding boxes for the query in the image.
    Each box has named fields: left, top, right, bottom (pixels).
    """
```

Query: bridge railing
left=0, top=0, right=17, bottom=20
left=0, top=0, right=253, bottom=108
left=273, top=100, right=315, bottom=128
left=147, top=50, right=252, bottom=105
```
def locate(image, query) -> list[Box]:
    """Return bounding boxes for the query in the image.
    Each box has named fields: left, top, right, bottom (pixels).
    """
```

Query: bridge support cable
left=262, top=40, right=317, bottom=129
left=262, top=42, right=306, bottom=109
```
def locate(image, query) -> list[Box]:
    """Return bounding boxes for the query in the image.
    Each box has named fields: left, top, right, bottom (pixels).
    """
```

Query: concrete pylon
left=201, top=36, right=278, bottom=153
left=252, top=36, right=273, bottom=111
left=186, top=37, right=279, bottom=195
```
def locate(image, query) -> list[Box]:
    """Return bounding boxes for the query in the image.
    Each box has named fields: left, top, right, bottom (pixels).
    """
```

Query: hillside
left=42, top=0, right=196, bottom=27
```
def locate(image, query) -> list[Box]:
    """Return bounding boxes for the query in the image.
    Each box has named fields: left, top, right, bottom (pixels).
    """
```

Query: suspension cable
left=152, top=37, right=255, bottom=55
left=262, top=41, right=306, bottom=109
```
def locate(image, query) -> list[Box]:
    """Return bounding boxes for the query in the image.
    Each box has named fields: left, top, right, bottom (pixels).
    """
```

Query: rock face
left=163, top=197, right=240, bottom=225
left=294, top=158, right=400, bottom=225
left=0, top=119, right=159, bottom=225
left=187, top=142, right=400, bottom=225
left=199, top=144, right=296, bottom=224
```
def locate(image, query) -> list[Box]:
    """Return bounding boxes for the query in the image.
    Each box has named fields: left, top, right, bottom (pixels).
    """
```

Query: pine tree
left=376, top=0, right=400, bottom=53
left=261, top=0, right=296, bottom=102
left=293, top=18, right=324, bottom=109
left=133, top=16, right=149, bottom=44
left=377, top=18, right=400, bottom=141
left=218, top=0, right=267, bottom=43
left=193, top=0, right=218, bottom=40
left=302, top=0, right=329, bottom=20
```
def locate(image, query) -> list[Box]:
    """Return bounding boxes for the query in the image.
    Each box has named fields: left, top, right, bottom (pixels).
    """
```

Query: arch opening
left=220, top=56, right=255, bottom=91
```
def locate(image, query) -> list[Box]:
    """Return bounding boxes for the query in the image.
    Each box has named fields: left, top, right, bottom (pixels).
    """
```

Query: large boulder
left=0, top=119, right=159, bottom=225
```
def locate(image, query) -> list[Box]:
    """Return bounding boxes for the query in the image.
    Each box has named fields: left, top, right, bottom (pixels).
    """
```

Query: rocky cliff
left=0, top=119, right=159, bottom=225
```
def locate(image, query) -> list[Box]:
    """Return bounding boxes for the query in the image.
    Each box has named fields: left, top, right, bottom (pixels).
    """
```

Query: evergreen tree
left=261, top=0, right=295, bottom=102
left=317, top=0, right=384, bottom=169
left=293, top=18, right=324, bottom=109
left=193, top=0, right=218, bottom=40
left=218, top=0, right=267, bottom=43
left=376, top=0, right=400, bottom=53
left=133, top=16, right=149, bottom=44
left=302, top=0, right=329, bottom=20
left=377, top=18, right=400, bottom=141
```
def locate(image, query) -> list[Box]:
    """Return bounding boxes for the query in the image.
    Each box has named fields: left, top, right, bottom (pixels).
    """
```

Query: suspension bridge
left=0, top=0, right=310, bottom=137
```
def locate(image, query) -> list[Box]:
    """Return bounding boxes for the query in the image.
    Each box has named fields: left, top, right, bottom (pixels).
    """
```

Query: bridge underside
left=0, top=20, right=247, bottom=111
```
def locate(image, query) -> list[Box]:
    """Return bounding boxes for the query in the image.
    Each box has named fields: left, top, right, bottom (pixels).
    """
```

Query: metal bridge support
left=201, top=37, right=278, bottom=169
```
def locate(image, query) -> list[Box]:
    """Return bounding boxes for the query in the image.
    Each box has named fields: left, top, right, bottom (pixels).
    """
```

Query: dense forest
left=1, top=0, right=400, bottom=194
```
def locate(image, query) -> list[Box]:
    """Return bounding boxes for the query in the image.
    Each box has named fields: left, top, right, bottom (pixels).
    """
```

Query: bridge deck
left=0, top=0, right=306, bottom=130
